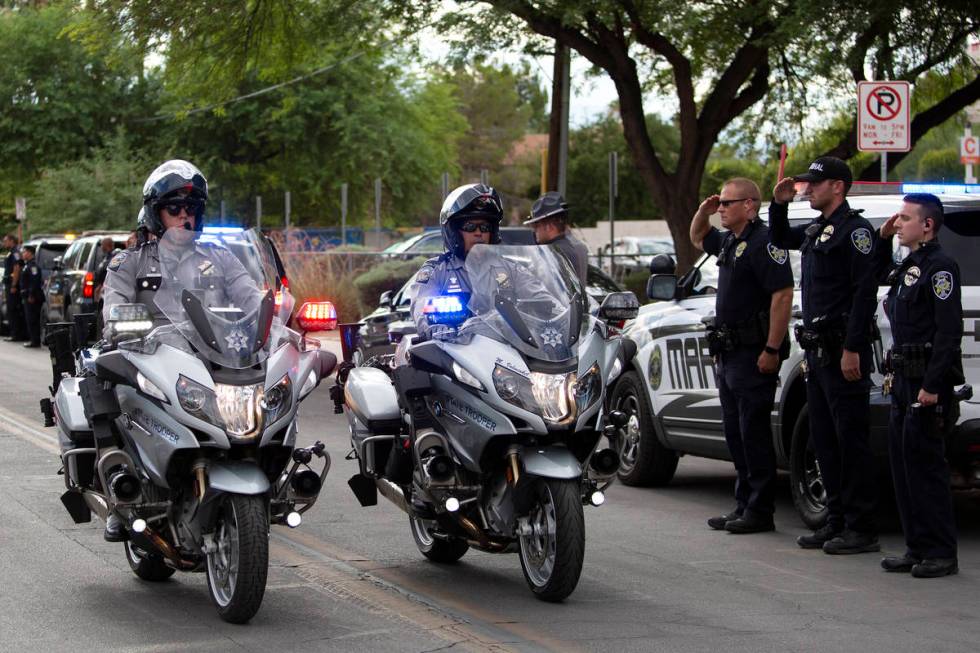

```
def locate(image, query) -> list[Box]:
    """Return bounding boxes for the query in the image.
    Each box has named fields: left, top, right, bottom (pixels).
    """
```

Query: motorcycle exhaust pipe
left=589, top=448, right=620, bottom=478
left=108, top=468, right=141, bottom=503
left=376, top=478, right=411, bottom=514
left=290, top=469, right=322, bottom=498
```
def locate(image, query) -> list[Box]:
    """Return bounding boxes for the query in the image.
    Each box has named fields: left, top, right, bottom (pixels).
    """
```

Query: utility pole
left=374, top=177, right=382, bottom=248
left=546, top=43, right=570, bottom=196
left=255, top=195, right=262, bottom=230
left=340, top=183, right=348, bottom=246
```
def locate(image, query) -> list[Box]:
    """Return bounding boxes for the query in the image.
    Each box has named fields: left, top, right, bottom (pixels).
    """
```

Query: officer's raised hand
left=772, top=178, right=796, bottom=204
left=841, top=349, right=861, bottom=382
left=697, top=195, right=721, bottom=216
left=879, top=213, right=900, bottom=239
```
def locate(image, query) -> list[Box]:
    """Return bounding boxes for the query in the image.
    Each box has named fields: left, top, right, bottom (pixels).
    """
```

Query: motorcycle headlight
left=215, top=383, right=264, bottom=440
left=493, top=364, right=539, bottom=415
left=530, top=371, right=576, bottom=424
left=574, top=363, right=602, bottom=414
left=176, top=375, right=223, bottom=428
left=263, top=374, right=293, bottom=424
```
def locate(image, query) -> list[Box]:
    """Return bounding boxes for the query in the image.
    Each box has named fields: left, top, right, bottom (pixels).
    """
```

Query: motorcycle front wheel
left=206, top=493, right=269, bottom=624
left=518, top=478, right=584, bottom=602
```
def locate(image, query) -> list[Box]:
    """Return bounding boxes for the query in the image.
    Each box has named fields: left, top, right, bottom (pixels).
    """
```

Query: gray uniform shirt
left=101, top=239, right=260, bottom=339
left=545, top=232, right=589, bottom=289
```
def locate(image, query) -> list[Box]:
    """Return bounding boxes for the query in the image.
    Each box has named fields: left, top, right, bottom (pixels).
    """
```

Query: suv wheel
left=609, top=371, right=678, bottom=487
left=789, top=405, right=829, bottom=529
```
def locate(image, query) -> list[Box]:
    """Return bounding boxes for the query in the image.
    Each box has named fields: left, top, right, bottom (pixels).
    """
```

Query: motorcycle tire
left=206, top=493, right=269, bottom=624
left=409, top=514, right=468, bottom=563
left=518, top=478, right=584, bottom=603
left=125, top=541, right=175, bottom=582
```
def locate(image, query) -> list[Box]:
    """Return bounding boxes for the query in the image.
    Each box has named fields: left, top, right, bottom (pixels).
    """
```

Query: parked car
left=43, top=232, right=129, bottom=328
left=0, top=234, right=74, bottom=336
left=595, top=236, right=675, bottom=276
left=610, top=192, right=980, bottom=528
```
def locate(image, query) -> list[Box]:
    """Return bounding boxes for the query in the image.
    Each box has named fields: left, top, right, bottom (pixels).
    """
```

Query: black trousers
left=889, top=375, right=957, bottom=559
left=717, top=348, right=778, bottom=517
left=4, top=286, right=25, bottom=339
left=805, top=348, right=877, bottom=533
left=22, top=297, right=41, bottom=345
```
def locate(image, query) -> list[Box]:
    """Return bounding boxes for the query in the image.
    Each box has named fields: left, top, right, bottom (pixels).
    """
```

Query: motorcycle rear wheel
left=124, top=541, right=175, bottom=582
left=206, top=493, right=269, bottom=624
left=409, top=514, right=469, bottom=563
left=518, top=478, right=584, bottom=602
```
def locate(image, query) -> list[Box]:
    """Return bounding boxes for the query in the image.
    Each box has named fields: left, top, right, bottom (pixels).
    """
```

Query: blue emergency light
left=901, top=183, right=980, bottom=195
left=422, top=295, right=468, bottom=325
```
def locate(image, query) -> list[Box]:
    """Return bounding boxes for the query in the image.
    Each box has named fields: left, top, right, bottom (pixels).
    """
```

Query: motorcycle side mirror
left=649, top=253, right=676, bottom=275
left=598, top=292, right=640, bottom=322
left=647, top=274, right=678, bottom=302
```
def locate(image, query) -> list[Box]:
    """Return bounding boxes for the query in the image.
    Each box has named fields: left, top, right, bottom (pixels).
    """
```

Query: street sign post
left=858, top=81, right=911, bottom=153
left=963, top=128, right=979, bottom=184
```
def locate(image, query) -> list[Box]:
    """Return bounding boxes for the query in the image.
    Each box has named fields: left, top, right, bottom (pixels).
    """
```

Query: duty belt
left=703, top=314, right=768, bottom=356
left=886, top=343, right=931, bottom=378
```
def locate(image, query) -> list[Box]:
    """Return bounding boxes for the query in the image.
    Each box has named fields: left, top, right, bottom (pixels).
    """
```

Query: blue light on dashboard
left=422, top=295, right=468, bottom=325
left=901, top=183, right=980, bottom=195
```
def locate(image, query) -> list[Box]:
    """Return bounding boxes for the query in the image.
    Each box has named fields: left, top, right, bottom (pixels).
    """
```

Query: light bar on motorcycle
left=422, top=295, right=467, bottom=326
left=106, top=303, right=154, bottom=343
left=295, top=301, right=338, bottom=332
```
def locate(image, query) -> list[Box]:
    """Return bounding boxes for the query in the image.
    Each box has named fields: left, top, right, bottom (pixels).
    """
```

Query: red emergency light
left=295, top=301, right=337, bottom=332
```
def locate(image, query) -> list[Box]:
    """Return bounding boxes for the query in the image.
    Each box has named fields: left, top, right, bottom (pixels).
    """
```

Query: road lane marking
left=0, top=408, right=60, bottom=454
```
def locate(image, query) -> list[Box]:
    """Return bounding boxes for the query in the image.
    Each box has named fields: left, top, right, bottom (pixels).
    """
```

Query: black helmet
left=524, top=191, right=568, bottom=225
left=141, top=160, right=208, bottom=236
left=439, top=183, right=503, bottom=258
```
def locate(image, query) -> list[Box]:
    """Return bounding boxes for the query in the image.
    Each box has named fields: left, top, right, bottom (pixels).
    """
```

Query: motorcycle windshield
left=154, top=227, right=294, bottom=369
left=462, top=244, right=587, bottom=363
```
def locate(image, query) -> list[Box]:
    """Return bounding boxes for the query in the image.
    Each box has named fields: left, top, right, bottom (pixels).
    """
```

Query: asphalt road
left=2, top=336, right=980, bottom=652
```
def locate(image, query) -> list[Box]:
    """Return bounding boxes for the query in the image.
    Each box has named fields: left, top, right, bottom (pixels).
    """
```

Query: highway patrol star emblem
left=851, top=227, right=872, bottom=255
left=767, top=243, right=788, bottom=264
left=933, top=271, right=953, bottom=300
left=904, top=266, right=920, bottom=287
left=735, top=242, right=747, bottom=258
left=819, top=225, right=835, bottom=242
left=225, top=329, right=250, bottom=352
left=541, top=327, right=562, bottom=347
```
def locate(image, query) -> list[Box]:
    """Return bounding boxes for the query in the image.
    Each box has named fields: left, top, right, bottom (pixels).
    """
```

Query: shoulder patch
left=767, top=243, right=788, bottom=265
left=416, top=267, right=433, bottom=284
left=932, top=270, right=953, bottom=300
left=850, top=227, right=872, bottom=255
left=108, top=251, right=128, bottom=271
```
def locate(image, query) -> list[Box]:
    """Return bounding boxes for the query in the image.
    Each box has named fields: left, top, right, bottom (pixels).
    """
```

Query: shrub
left=352, top=256, right=427, bottom=307
left=278, top=252, right=363, bottom=323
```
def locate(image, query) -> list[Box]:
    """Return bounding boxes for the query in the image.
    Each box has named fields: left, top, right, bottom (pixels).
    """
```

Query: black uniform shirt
left=873, top=238, right=963, bottom=394
left=18, top=260, right=43, bottom=301
left=703, top=219, right=793, bottom=327
left=3, top=248, right=20, bottom=286
left=769, top=200, right=878, bottom=350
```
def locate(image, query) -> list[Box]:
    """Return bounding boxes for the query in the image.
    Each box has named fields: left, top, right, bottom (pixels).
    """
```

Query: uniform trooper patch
left=108, top=251, right=128, bottom=271
left=767, top=243, right=788, bottom=264
left=903, top=265, right=921, bottom=287
left=851, top=227, right=872, bottom=255
left=819, top=225, right=835, bottom=242
left=735, top=242, right=747, bottom=258
left=416, top=267, right=432, bottom=283
left=933, top=271, right=953, bottom=300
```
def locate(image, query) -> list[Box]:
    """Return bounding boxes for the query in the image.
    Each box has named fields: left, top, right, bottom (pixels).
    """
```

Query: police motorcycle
left=44, top=228, right=336, bottom=623
left=334, top=244, right=638, bottom=602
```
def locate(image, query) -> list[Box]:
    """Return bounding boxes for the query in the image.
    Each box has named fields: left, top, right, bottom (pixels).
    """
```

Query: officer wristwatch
left=763, top=345, right=779, bottom=355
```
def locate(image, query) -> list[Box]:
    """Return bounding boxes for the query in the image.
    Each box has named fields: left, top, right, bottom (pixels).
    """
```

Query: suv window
left=62, top=241, right=82, bottom=269
left=933, top=210, right=980, bottom=284
left=77, top=241, right=96, bottom=270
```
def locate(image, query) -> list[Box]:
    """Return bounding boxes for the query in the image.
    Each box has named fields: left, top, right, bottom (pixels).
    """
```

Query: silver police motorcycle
left=335, top=245, right=637, bottom=601
left=45, top=228, right=336, bottom=623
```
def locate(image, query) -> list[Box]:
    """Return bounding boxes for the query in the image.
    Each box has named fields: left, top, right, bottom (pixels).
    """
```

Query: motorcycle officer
left=410, top=183, right=503, bottom=341
left=524, top=192, right=589, bottom=287
left=100, top=159, right=260, bottom=541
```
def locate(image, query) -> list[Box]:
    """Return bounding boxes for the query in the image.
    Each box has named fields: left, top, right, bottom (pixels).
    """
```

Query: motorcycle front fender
left=520, top=445, right=582, bottom=480
left=207, top=461, right=271, bottom=495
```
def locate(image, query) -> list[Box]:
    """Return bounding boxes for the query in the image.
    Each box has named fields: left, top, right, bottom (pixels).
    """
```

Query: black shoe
left=911, top=558, right=958, bottom=578
left=881, top=554, right=920, bottom=572
left=725, top=513, right=775, bottom=534
left=797, top=524, right=842, bottom=549
left=22, top=342, right=40, bottom=348
left=104, top=514, right=128, bottom=542
left=823, top=530, right=880, bottom=555
left=707, top=509, right=742, bottom=530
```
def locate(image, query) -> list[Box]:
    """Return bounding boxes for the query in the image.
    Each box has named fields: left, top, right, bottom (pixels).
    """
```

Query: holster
left=887, top=343, right=931, bottom=378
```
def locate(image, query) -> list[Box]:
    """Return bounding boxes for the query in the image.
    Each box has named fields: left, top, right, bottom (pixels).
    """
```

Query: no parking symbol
left=858, top=81, right=911, bottom=152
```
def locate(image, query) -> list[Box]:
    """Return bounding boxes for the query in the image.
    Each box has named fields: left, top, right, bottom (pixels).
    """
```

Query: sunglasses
left=459, top=222, right=492, bottom=233
left=161, top=201, right=202, bottom=217
left=718, top=198, right=756, bottom=207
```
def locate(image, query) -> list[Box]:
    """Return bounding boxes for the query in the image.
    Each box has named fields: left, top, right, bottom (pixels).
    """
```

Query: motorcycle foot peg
left=347, top=474, right=378, bottom=507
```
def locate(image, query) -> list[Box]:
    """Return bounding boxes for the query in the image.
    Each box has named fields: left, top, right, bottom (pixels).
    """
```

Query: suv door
left=46, top=241, right=81, bottom=321
left=65, top=239, right=96, bottom=319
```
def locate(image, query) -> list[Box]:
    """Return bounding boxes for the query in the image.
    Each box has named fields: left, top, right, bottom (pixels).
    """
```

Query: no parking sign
left=857, top=81, right=911, bottom=152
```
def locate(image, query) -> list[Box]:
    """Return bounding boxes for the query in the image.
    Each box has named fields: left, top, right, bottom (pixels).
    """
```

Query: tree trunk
left=546, top=44, right=569, bottom=194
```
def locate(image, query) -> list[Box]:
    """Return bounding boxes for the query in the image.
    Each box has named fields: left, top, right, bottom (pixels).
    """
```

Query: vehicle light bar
left=900, top=183, right=980, bottom=195
left=296, top=301, right=338, bottom=332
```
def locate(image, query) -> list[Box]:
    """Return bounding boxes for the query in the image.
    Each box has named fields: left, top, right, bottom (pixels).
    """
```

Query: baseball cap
left=524, top=191, right=569, bottom=225
left=793, top=156, right=853, bottom=185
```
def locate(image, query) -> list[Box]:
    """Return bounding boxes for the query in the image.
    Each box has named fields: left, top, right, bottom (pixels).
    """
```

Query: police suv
left=611, top=189, right=980, bottom=527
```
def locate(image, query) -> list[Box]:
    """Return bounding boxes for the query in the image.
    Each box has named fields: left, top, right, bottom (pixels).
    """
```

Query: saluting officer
left=18, top=245, right=44, bottom=348
left=691, top=178, right=793, bottom=534
left=873, top=193, right=961, bottom=578
left=770, top=156, right=880, bottom=554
